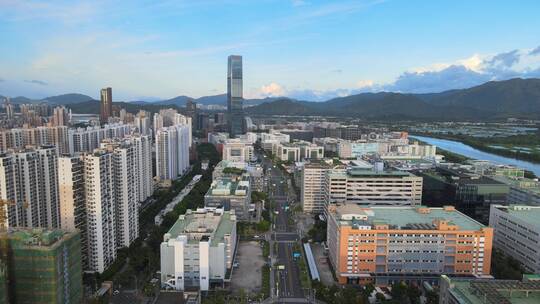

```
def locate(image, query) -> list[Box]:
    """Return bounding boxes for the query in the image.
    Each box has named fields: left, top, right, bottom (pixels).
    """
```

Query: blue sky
left=1, top=0, right=540, bottom=101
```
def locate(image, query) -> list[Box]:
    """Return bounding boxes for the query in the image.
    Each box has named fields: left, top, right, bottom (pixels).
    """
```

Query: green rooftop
left=333, top=205, right=485, bottom=231
left=443, top=276, right=540, bottom=304
left=1, top=228, right=75, bottom=250
left=498, top=205, right=540, bottom=230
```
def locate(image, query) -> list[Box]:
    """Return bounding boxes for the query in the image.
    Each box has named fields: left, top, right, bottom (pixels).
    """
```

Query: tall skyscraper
left=100, top=87, right=113, bottom=124
left=227, top=55, right=245, bottom=137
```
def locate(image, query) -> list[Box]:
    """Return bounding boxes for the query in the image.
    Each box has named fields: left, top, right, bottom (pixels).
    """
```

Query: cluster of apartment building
left=0, top=108, right=193, bottom=274
left=0, top=123, right=132, bottom=155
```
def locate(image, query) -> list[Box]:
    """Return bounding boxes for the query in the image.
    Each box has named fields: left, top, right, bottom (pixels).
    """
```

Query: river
left=411, top=135, right=540, bottom=176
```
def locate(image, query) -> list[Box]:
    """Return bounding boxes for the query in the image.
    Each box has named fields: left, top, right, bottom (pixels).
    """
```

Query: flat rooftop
left=446, top=277, right=540, bottom=304
left=330, top=204, right=485, bottom=231
left=1, top=228, right=77, bottom=250
left=166, top=208, right=236, bottom=246
left=206, top=175, right=250, bottom=196
left=494, top=205, right=540, bottom=229
left=493, top=176, right=540, bottom=193
left=328, top=166, right=416, bottom=178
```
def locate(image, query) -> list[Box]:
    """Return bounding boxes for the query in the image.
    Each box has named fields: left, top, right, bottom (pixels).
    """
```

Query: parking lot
left=230, top=241, right=265, bottom=295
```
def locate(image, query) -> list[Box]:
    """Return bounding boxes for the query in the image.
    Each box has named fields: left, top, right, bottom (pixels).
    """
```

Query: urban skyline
left=1, top=1, right=540, bottom=101
left=1, top=1, right=540, bottom=303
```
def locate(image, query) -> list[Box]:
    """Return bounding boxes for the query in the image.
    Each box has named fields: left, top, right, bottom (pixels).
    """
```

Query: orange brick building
left=327, top=204, right=493, bottom=286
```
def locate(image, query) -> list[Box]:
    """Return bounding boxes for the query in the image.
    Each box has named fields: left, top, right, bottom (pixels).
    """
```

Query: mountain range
left=2, top=78, right=540, bottom=120
left=245, top=78, right=540, bottom=120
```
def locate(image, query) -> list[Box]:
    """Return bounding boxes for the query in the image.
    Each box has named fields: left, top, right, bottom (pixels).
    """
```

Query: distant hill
left=5, top=78, right=540, bottom=120
left=43, top=93, right=94, bottom=105
left=65, top=100, right=184, bottom=114
left=0, top=93, right=94, bottom=105
left=246, top=78, right=540, bottom=120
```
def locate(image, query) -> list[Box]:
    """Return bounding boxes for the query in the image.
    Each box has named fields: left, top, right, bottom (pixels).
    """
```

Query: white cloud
left=356, top=80, right=374, bottom=88
left=259, top=82, right=286, bottom=97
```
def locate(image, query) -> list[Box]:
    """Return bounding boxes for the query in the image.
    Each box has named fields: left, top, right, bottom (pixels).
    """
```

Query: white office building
left=160, top=208, right=237, bottom=291
left=222, top=139, right=254, bottom=163
left=325, top=165, right=423, bottom=207
left=489, top=204, right=540, bottom=273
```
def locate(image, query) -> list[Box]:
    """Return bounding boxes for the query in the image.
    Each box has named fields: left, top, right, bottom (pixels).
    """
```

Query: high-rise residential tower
left=83, top=150, right=117, bottom=273
left=0, top=146, right=60, bottom=229
left=100, top=87, right=113, bottom=124
left=227, top=55, right=245, bottom=137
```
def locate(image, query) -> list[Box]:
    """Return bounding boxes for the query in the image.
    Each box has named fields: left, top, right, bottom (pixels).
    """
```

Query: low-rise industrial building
left=327, top=204, right=493, bottom=286
left=439, top=274, right=540, bottom=304
left=205, top=173, right=251, bottom=221
left=160, top=208, right=237, bottom=291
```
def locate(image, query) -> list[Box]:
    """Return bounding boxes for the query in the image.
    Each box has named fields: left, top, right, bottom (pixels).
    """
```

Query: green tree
left=390, top=282, right=408, bottom=303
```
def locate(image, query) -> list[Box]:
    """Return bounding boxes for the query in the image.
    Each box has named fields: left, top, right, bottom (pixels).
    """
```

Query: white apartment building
left=134, top=110, right=151, bottom=136
left=58, top=135, right=151, bottom=272
left=222, top=139, right=254, bottom=163
left=325, top=166, right=423, bottom=206
left=154, top=110, right=192, bottom=147
left=58, top=155, right=87, bottom=268
left=84, top=150, right=117, bottom=273
left=0, top=146, right=60, bottom=229
left=131, top=135, right=154, bottom=202
left=301, top=161, right=335, bottom=214
left=103, top=141, right=140, bottom=248
left=489, top=205, right=540, bottom=273
left=68, top=123, right=132, bottom=155
left=0, top=126, right=69, bottom=154
left=155, top=124, right=191, bottom=182
left=160, top=208, right=237, bottom=291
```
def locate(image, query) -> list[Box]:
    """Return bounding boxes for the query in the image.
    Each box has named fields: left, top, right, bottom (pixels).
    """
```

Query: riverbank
left=411, top=135, right=540, bottom=177
left=411, top=132, right=540, bottom=164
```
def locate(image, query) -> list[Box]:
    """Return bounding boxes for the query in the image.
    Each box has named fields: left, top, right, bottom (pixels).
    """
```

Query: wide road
left=260, top=153, right=305, bottom=302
